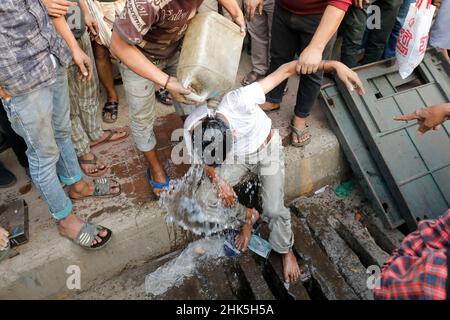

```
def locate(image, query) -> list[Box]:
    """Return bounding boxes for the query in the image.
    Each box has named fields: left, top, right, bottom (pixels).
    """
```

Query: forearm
left=52, top=16, right=79, bottom=52
left=79, top=0, right=90, bottom=18
left=308, top=5, right=345, bottom=51
left=110, top=31, right=169, bottom=87
left=258, top=61, right=297, bottom=94
left=218, top=0, right=244, bottom=19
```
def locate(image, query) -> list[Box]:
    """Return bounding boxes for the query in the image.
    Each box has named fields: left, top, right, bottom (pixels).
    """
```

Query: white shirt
left=184, top=82, right=272, bottom=158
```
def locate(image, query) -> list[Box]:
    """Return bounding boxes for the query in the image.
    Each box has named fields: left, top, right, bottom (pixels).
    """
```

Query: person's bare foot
left=0, top=227, right=9, bottom=250
left=90, top=129, right=128, bottom=147
left=291, top=116, right=311, bottom=145
left=261, top=101, right=280, bottom=112
left=282, top=250, right=301, bottom=283
left=68, top=179, right=120, bottom=200
left=58, top=213, right=106, bottom=245
left=235, top=209, right=260, bottom=252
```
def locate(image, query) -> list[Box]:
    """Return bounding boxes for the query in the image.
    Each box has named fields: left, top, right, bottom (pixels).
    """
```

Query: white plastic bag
left=396, top=0, right=436, bottom=79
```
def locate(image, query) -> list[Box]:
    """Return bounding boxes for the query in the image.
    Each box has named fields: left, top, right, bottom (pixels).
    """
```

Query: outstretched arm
left=258, top=60, right=365, bottom=95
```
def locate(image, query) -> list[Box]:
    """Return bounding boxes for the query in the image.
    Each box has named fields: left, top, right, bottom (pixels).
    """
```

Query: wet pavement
left=72, top=183, right=403, bottom=300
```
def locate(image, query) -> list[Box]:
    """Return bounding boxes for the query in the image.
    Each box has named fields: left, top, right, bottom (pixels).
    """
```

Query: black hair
left=191, top=116, right=232, bottom=167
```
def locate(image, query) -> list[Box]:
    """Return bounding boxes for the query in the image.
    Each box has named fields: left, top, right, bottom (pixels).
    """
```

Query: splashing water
left=145, top=237, right=226, bottom=297
left=159, top=165, right=241, bottom=236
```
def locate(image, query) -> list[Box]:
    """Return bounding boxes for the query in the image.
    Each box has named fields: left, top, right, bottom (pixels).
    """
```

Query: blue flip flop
left=146, top=168, right=170, bottom=195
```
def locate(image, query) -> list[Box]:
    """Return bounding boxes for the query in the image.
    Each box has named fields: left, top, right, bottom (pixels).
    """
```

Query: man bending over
left=183, top=59, right=365, bottom=283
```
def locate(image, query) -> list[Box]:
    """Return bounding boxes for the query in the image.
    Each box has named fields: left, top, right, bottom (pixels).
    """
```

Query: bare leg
left=144, top=149, right=167, bottom=196
left=291, top=115, right=310, bottom=145
left=92, top=42, right=119, bottom=122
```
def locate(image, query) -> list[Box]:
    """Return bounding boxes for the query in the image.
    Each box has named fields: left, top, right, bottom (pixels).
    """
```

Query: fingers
left=0, top=87, right=11, bottom=101
left=77, top=59, right=89, bottom=81
left=258, top=3, right=264, bottom=15
left=393, top=113, right=420, bottom=121
left=248, top=5, right=256, bottom=20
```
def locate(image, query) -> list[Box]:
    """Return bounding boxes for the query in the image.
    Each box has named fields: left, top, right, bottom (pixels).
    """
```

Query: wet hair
left=191, top=116, right=232, bottom=167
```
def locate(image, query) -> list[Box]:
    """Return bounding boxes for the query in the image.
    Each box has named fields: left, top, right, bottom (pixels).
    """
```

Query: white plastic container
left=177, top=11, right=244, bottom=107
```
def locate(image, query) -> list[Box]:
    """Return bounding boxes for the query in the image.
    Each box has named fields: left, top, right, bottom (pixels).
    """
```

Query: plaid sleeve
left=113, top=0, right=158, bottom=45
left=374, top=210, right=450, bottom=300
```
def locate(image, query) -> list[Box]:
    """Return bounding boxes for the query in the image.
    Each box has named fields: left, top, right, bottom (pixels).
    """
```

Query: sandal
left=0, top=242, right=10, bottom=262
left=241, top=71, right=263, bottom=86
left=90, top=129, right=129, bottom=148
left=156, top=89, right=173, bottom=106
left=146, top=168, right=170, bottom=197
left=70, top=178, right=122, bottom=201
left=79, top=154, right=107, bottom=177
left=290, top=120, right=311, bottom=147
left=102, top=102, right=119, bottom=123
left=74, top=223, right=112, bottom=250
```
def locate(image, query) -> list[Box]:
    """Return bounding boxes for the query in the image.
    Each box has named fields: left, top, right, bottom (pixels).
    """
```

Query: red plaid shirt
left=374, top=210, right=450, bottom=300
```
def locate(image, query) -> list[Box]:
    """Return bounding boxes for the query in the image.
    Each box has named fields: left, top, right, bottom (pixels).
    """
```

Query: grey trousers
left=194, top=132, right=294, bottom=254
left=247, top=0, right=275, bottom=75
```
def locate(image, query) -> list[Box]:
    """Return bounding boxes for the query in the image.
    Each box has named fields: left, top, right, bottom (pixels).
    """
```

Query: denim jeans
left=384, top=0, right=416, bottom=58
left=1, top=66, right=83, bottom=220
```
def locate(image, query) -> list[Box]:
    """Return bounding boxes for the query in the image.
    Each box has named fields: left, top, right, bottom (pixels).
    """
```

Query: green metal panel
left=335, top=50, right=450, bottom=231
left=320, top=85, right=404, bottom=229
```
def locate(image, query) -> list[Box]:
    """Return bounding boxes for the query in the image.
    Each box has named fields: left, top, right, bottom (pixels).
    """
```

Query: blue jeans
left=2, top=66, right=83, bottom=220
left=384, top=0, right=415, bottom=58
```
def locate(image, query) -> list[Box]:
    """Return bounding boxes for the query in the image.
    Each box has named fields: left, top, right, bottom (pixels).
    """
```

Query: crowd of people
left=0, top=0, right=449, bottom=297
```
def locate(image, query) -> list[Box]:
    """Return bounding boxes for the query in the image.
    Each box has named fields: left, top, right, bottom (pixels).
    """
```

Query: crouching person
left=183, top=59, right=365, bottom=283
left=0, top=1, right=120, bottom=250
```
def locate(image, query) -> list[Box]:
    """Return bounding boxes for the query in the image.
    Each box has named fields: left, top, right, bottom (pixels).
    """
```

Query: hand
left=333, top=62, right=365, bottom=95
left=85, top=12, right=99, bottom=37
left=232, top=13, right=247, bottom=34
left=393, top=104, right=450, bottom=135
left=0, top=86, right=11, bottom=101
left=166, top=77, right=195, bottom=105
left=244, top=0, right=263, bottom=21
left=352, top=0, right=369, bottom=9
left=0, top=227, right=9, bottom=250
left=72, top=47, right=93, bottom=82
left=297, top=45, right=323, bottom=74
left=42, top=0, right=77, bottom=17
left=215, top=179, right=237, bottom=208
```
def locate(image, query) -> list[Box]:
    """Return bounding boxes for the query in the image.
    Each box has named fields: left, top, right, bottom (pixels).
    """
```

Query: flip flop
left=146, top=168, right=170, bottom=197
left=290, top=120, right=311, bottom=147
left=90, top=129, right=129, bottom=148
left=78, top=154, right=107, bottom=177
left=74, top=223, right=112, bottom=250
left=70, top=178, right=122, bottom=201
left=0, top=242, right=10, bottom=262
left=102, top=102, right=119, bottom=123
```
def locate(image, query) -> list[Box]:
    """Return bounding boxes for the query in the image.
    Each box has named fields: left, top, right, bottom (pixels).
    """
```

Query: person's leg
left=92, top=41, right=119, bottom=123
left=340, top=5, right=368, bottom=67
left=291, top=14, right=336, bottom=145
left=384, top=0, right=415, bottom=58
left=119, top=61, right=167, bottom=194
left=244, top=0, right=275, bottom=84
left=257, top=132, right=299, bottom=283
left=362, top=0, right=402, bottom=64
left=48, top=67, right=118, bottom=244
left=0, top=161, right=16, bottom=188
left=198, top=0, right=219, bottom=13
left=68, top=34, right=108, bottom=176
left=0, top=100, right=28, bottom=169
left=262, top=3, right=300, bottom=111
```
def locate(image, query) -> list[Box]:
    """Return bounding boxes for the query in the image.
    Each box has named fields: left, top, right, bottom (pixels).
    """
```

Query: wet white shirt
left=184, top=82, right=272, bottom=158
